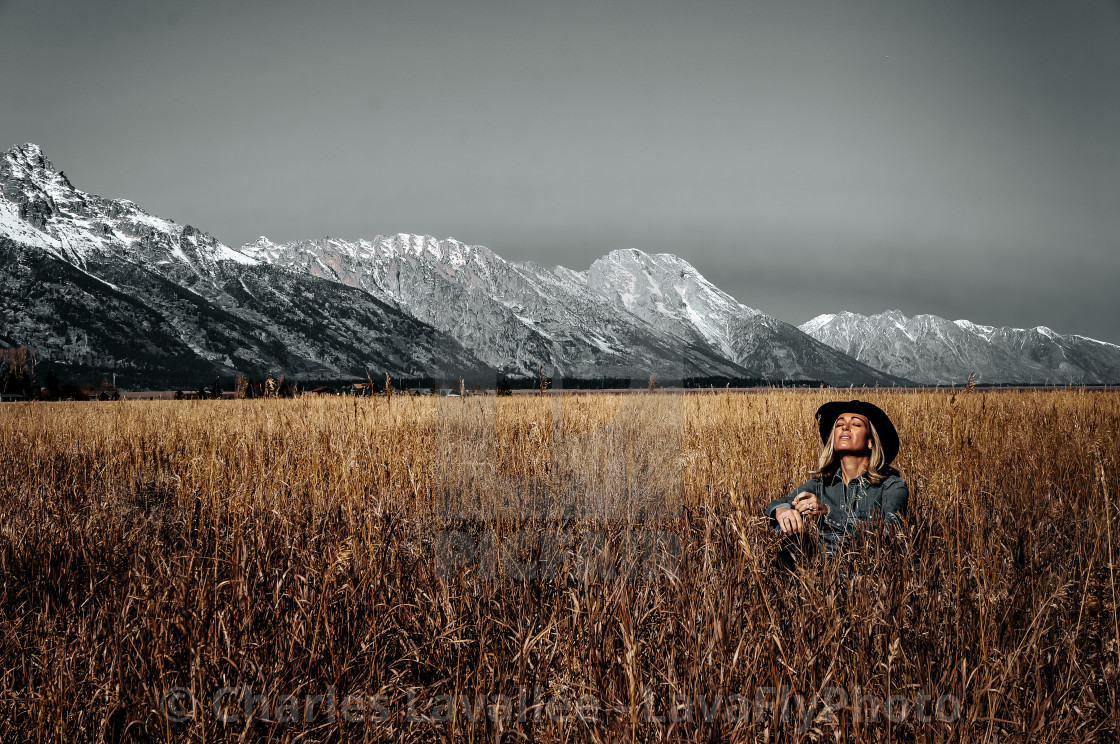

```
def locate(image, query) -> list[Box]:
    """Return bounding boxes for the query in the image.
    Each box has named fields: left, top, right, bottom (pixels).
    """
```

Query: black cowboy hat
left=815, top=399, right=899, bottom=464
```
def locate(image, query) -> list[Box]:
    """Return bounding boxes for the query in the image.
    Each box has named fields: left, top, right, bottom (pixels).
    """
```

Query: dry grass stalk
left=0, top=390, right=1116, bottom=741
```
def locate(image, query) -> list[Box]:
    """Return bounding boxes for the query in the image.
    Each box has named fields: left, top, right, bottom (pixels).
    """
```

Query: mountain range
left=801, top=310, right=1120, bottom=386
left=2, top=143, right=1117, bottom=388
left=0, top=144, right=487, bottom=386
left=240, top=235, right=900, bottom=384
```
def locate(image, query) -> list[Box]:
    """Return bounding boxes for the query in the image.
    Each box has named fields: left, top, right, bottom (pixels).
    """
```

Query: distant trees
left=239, top=371, right=297, bottom=398
left=190, top=378, right=234, bottom=399
left=0, top=346, right=38, bottom=399
left=44, top=369, right=60, bottom=399
left=0, top=347, right=89, bottom=400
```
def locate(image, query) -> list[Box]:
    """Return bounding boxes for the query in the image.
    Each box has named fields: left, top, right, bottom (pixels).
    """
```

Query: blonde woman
left=765, top=400, right=908, bottom=557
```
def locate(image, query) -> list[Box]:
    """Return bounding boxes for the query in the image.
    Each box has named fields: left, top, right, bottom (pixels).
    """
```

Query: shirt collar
left=825, top=468, right=868, bottom=486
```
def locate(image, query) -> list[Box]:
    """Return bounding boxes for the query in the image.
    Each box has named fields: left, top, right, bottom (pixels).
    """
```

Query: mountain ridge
left=240, top=234, right=908, bottom=385
left=801, top=310, right=1120, bottom=385
left=7, top=142, right=1113, bottom=389
left=1, top=143, right=495, bottom=386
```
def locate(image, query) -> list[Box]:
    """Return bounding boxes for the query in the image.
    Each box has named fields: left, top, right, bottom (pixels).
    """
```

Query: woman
left=765, top=399, right=908, bottom=557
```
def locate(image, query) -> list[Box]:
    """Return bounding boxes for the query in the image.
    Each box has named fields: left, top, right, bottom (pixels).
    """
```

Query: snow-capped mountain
left=240, top=235, right=755, bottom=380
left=17, top=141, right=1111, bottom=390
left=240, top=236, right=909, bottom=384
left=0, top=144, right=255, bottom=279
left=801, top=310, right=1120, bottom=385
left=583, top=249, right=910, bottom=386
left=0, top=143, right=491, bottom=385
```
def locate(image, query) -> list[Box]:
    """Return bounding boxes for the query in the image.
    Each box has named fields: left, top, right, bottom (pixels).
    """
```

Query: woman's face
left=832, top=412, right=872, bottom=454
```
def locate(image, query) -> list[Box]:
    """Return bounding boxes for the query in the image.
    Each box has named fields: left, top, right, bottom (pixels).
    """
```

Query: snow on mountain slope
left=20, top=141, right=1107, bottom=389
left=584, top=249, right=758, bottom=358
left=0, top=143, right=255, bottom=279
left=0, top=144, right=493, bottom=385
left=583, top=249, right=911, bottom=386
left=241, top=235, right=753, bottom=379
left=801, top=310, right=1120, bottom=385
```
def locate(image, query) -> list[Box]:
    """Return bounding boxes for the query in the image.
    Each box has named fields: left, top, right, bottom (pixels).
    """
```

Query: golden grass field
left=1, top=390, right=1118, bottom=742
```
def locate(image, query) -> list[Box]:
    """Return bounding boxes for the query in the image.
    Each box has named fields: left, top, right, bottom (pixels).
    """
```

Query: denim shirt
left=764, top=469, right=909, bottom=555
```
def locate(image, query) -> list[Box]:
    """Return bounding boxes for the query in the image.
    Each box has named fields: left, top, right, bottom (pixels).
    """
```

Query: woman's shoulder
left=797, top=473, right=827, bottom=490
left=879, top=468, right=907, bottom=489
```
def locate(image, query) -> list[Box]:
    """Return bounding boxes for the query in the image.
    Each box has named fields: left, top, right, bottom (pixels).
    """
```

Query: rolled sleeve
left=765, top=479, right=817, bottom=528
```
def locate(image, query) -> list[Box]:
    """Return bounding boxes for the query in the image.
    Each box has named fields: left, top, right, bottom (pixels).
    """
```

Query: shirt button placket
left=845, top=481, right=855, bottom=532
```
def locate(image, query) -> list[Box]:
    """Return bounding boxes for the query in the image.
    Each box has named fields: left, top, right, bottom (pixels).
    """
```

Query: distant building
left=85, top=379, right=120, bottom=401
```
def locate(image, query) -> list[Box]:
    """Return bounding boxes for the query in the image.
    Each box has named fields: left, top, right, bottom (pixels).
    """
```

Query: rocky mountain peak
left=3, top=143, right=52, bottom=171
left=802, top=310, right=1120, bottom=384
left=799, top=313, right=837, bottom=334
left=1, top=142, right=256, bottom=272
left=375, top=233, right=500, bottom=268
left=2, top=143, right=70, bottom=199
left=597, top=247, right=695, bottom=274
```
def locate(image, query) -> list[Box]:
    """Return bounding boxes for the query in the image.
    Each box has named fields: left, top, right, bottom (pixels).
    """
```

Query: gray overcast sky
left=3, top=0, right=1119, bottom=342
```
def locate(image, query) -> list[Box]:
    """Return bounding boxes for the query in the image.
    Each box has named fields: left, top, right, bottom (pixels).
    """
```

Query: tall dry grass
left=0, top=390, right=1117, bottom=742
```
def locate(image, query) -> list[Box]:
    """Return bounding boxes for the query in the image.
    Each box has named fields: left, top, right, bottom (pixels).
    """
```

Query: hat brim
left=815, top=400, right=899, bottom=464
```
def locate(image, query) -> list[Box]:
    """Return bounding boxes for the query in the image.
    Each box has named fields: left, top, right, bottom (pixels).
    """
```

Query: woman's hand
left=775, top=492, right=828, bottom=534
left=774, top=505, right=804, bottom=534
left=792, top=491, right=829, bottom=520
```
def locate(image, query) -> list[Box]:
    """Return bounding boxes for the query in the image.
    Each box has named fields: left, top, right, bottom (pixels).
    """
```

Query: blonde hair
left=811, top=416, right=891, bottom=485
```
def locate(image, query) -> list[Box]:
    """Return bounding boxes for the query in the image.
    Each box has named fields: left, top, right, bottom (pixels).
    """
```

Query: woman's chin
left=834, top=446, right=869, bottom=456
